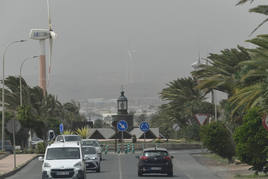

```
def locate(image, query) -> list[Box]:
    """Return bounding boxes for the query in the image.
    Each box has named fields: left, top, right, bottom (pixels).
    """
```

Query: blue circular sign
left=140, top=121, right=150, bottom=132
left=117, top=120, right=128, bottom=132
left=59, top=123, right=64, bottom=134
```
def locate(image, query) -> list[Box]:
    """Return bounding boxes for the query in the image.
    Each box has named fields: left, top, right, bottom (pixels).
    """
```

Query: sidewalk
left=0, top=154, right=38, bottom=176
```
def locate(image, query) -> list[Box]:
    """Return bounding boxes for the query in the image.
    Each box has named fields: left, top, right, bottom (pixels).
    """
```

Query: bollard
left=105, top=145, right=109, bottom=155
left=127, top=143, right=130, bottom=153
left=117, top=144, right=121, bottom=154
left=124, top=144, right=128, bottom=154
left=132, top=143, right=135, bottom=154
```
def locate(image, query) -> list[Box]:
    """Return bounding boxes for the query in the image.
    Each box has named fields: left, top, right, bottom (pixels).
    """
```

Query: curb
left=0, top=155, right=40, bottom=179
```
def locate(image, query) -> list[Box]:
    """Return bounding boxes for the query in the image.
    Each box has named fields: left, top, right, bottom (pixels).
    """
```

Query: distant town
left=79, top=97, right=162, bottom=127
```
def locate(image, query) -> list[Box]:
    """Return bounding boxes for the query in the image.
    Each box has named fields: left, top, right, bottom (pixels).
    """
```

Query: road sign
left=117, top=120, right=128, bottom=132
left=262, top=115, right=268, bottom=131
left=6, top=119, right=21, bottom=134
left=59, top=123, right=64, bottom=134
left=195, top=114, right=209, bottom=125
left=172, top=124, right=180, bottom=131
left=140, top=121, right=150, bottom=132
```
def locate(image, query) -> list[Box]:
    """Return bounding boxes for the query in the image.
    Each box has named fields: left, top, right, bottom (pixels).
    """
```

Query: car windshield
left=46, top=147, right=80, bottom=160
left=82, top=140, right=99, bottom=147
left=64, top=136, right=81, bottom=141
left=144, top=151, right=168, bottom=157
left=82, top=147, right=96, bottom=155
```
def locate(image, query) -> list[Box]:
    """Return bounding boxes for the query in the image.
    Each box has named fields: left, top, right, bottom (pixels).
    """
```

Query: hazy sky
left=0, top=0, right=267, bottom=101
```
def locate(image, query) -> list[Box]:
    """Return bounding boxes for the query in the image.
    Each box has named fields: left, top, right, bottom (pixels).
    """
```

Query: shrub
left=181, top=124, right=201, bottom=141
left=233, top=107, right=268, bottom=175
left=23, top=148, right=34, bottom=154
left=200, top=121, right=235, bottom=163
left=75, top=127, right=90, bottom=139
left=153, top=138, right=163, bottom=143
left=35, top=142, right=46, bottom=154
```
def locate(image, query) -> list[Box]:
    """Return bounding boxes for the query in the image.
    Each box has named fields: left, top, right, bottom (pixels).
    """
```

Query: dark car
left=0, top=140, right=13, bottom=154
left=137, top=147, right=173, bottom=177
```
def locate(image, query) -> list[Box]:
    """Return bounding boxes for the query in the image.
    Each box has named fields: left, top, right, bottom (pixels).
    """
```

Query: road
left=7, top=149, right=225, bottom=179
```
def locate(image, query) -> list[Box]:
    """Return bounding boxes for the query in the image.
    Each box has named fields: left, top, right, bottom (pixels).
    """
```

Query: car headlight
left=44, top=162, right=51, bottom=168
left=74, top=161, right=82, bottom=168
left=90, top=157, right=96, bottom=160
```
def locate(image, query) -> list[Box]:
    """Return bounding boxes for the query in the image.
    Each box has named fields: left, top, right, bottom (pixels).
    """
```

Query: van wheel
left=167, top=170, right=173, bottom=177
left=96, top=165, right=100, bottom=172
left=79, top=171, right=86, bottom=179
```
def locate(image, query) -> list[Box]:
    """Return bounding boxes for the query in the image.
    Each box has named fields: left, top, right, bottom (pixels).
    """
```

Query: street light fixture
left=20, top=56, right=39, bottom=106
left=2, top=40, right=26, bottom=152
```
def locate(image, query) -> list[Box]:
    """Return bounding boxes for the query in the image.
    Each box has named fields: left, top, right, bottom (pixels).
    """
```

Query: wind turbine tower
left=29, top=0, right=56, bottom=95
left=127, top=44, right=136, bottom=85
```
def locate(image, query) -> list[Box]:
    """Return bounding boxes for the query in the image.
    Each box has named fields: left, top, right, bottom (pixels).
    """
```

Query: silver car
left=82, top=146, right=100, bottom=172
left=55, top=135, right=81, bottom=143
left=81, top=139, right=102, bottom=160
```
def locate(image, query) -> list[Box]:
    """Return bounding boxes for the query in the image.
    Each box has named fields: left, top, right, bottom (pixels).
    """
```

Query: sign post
left=262, top=115, right=268, bottom=131
left=6, top=119, right=21, bottom=169
left=139, top=121, right=150, bottom=149
left=172, top=124, right=180, bottom=138
left=117, top=120, right=128, bottom=153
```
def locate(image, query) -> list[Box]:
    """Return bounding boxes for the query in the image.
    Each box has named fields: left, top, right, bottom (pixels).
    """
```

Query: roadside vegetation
left=150, top=0, right=268, bottom=175
left=0, top=76, right=87, bottom=148
left=1, top=0, right=268, bottom=175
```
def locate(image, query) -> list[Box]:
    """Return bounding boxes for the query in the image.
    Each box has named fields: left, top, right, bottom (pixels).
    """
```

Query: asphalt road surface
left=7, top=149, right=223, bottom=179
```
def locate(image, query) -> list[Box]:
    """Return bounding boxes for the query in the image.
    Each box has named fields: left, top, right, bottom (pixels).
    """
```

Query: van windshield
left=46, top=147, right=80, bottom=160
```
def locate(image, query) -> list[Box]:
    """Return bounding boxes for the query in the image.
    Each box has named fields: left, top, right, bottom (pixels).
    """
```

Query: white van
left=39, top=142, right=86, bottom=179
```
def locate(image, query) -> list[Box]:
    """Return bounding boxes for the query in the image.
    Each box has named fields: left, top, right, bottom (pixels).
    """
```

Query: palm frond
left=250, top=18, right=268, bottom=36
left=236, top=0, right=254, bottom=6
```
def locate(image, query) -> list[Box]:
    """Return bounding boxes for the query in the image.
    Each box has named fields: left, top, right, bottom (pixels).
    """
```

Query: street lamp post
left=191, top=58, right=217, bottom=122
left=19, top=56, right=39, bottom=106
left=2, top=40, right=26, bottom=152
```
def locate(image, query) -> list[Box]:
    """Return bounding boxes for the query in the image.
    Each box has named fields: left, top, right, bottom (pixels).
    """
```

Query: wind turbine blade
left=47, top=0, right=52, bottom=31
left=128, top=50, right=132, bottom=59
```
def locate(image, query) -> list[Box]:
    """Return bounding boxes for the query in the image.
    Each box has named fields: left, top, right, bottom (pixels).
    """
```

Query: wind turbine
left=29, top=0, right=56, bottom=95
left=126, top=40, right=136, bottom=85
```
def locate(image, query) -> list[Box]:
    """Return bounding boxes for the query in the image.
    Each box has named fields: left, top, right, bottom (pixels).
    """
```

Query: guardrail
left=103, top=143, right=202, bottom=154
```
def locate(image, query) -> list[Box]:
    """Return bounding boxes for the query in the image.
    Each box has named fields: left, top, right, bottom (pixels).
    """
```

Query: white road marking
left=118, top=154, right=123, bottom=179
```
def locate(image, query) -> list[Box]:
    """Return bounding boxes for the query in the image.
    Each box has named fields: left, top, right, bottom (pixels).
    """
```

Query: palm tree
left=230, top=35, right=268, bottom=115
left=236, top=0, right=268, bottom=35
left=1, top=75, right=87, bottom=141
left=160, top=77, right=213, bottom=127
left=191, top=46, right=251, bottom=97
left=0, top=76, right=32, bottom=110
